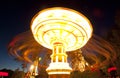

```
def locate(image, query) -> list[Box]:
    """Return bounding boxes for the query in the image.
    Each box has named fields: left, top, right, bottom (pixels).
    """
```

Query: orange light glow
left=31, top=7, right=93, bottom=51
left=31, top=7, right=93, bottom=75
left=30, top=65, right=34, bottom=71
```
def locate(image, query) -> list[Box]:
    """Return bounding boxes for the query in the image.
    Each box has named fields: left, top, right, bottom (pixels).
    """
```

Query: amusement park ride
left=8, top=7, right=117, bottom=78
left=30, top=7, right=93, bottom=78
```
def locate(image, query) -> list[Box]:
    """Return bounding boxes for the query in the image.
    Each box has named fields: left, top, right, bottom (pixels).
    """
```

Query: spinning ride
left=30, top=7, right=93, bottom=78
left=8, top=7, right=117, bottom=78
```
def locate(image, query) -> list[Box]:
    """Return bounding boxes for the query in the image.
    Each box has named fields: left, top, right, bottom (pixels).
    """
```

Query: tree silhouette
left=11, top=68, right=25, bottom=78
left=107, top=10, right=120, bottom=76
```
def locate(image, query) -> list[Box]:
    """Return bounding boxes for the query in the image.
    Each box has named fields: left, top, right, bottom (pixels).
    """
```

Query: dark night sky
left=0, top=0, right=119, bottom=70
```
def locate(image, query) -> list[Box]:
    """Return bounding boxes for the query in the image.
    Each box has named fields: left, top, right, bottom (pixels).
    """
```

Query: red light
left=0, top=72, right=8, bottom=76
left=108, top=67, right=117, bottom=72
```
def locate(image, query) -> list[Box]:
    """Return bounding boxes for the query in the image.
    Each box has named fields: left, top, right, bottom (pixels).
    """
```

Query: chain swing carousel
left=8, top=7, right=116, bottom=78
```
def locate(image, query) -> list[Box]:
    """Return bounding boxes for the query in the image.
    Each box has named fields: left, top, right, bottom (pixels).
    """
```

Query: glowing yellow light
left=31, top=7, right=93, bottom=51
left=29, top=64, right=38, bottom=76
left=31, top=7, right=93, bottom=75
left=46, top=62, right=72, bottom=74
left=30, top=65, right=34, bottom=71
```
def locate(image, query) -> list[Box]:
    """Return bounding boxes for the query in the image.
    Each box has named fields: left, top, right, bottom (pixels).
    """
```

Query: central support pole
left=46, top=43, right=72, bottom=78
